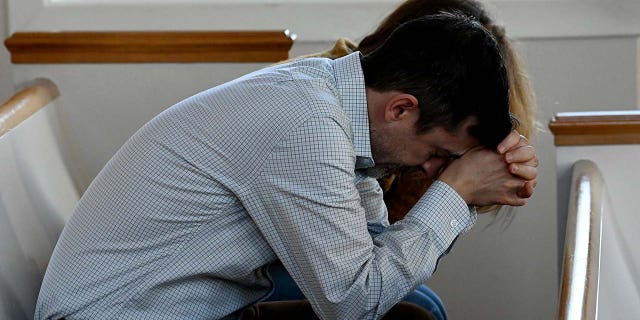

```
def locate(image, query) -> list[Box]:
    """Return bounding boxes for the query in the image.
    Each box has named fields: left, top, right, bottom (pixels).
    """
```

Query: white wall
left=556, top=145, right=640, bottom=319
left=13, top=62, right=270, bottom=191
left=4, top=1, right=640, bottom=319
left=0, top=0, right=13, bottom=102
left=9, top=1, right=640, bottom=40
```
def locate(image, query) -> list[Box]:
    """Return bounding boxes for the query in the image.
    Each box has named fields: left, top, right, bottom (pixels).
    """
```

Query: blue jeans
left=264, top=261, right=447, bottom=320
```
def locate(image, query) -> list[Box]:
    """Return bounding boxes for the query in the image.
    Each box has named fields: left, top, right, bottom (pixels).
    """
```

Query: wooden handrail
left=4, top=30, right=295, bottom=63
left=549, top=110, right=640, bottom=146
left=0, top=78, right=60, bottom=138
left=557, top=160, right=603, bottom=320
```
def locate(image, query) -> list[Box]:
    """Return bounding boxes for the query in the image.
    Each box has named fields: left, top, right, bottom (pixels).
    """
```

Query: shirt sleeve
left=241, top=113, right=476, bottom=320
left=354, top=172, right=390, bottom=238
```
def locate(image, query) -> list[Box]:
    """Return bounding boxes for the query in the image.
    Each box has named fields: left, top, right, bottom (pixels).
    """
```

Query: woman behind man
left=363, top=0, right=535, bottom=222
left=263, top=1, right=536, bottom=319
left=304, top=0, right=535, bottom=222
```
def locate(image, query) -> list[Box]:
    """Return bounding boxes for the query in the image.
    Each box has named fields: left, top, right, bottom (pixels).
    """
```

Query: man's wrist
left=436, top=177, right=471, bottom=205
left=405, top=180, right=477, bottom=238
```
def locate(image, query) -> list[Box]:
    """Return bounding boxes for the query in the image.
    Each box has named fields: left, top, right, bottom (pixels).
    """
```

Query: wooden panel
left=4, top=30, right=295, bottom=63
left=0, top=78, right=59, bottom=138
left=549, top=111, right=640, bottom=146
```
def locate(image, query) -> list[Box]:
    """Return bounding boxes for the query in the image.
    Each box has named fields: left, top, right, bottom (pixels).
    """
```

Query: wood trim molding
left=4, top=30, right=295, bottom=63
left=549, top=111, right=640, bottom=146
left=0, top=78, right=60, bottom=138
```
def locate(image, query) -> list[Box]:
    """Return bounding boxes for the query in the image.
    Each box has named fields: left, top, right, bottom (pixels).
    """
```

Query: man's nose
left=421, top=157, right=448, bottom=179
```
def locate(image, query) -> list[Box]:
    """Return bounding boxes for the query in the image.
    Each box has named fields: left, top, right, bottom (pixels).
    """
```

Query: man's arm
left=355, top=173, right=390, bottom=237
left=241, top=114, right=473, bottom=319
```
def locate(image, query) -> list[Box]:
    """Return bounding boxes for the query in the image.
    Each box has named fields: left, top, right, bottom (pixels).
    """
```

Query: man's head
left=362, top=13, right=514, bottom=172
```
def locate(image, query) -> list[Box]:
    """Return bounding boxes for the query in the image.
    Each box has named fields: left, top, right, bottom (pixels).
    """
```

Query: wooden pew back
left=0, top=79, right=79, bottom=319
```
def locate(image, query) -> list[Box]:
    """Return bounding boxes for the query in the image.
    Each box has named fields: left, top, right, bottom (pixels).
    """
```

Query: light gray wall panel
left=425, top=36, right=638, bottom=320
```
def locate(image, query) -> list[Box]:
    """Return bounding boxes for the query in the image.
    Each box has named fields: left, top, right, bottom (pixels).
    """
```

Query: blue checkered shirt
left=35, top=53, right=477, bottom=320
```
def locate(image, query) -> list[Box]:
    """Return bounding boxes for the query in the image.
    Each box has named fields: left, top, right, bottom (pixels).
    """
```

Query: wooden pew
left=551, top=111, right=640, bottom=319
left=557, top=160, right=603, bottom=320
left=0, top=78, right=79, bottom=319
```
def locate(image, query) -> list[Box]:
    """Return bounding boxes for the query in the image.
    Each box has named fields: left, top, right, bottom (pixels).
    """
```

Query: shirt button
left=450, top=219, right=459, bottom=228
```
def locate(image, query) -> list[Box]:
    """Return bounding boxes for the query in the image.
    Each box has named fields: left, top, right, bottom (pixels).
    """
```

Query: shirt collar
left=332, top=52, right=375, bottom=169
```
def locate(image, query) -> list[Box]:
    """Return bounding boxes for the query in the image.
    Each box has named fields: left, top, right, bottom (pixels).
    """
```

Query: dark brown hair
left=359, top=0, right=535, bottom=139
left=361, top=13, right=513, bottom=149
left=359, top=0, right=536, bottom=217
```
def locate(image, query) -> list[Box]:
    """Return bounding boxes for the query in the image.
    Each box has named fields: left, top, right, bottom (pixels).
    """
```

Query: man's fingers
left=505, top=145, right=537, bottom=165
left=509, top=163, right=537, bottom=180
left=499, top=193, right=527, bottom=206
left=497, top=130, right=522, bottom=154
left=503, top=180, right=535, bottom=206
left=444, top=145, right=537, bottom=207
left=517, top=180, right=537, bottom=198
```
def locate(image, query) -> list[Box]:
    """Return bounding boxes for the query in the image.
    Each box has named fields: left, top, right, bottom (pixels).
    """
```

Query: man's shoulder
left=275, top=57, right=337, bottom=89
left=259, top=59, right=348, bottom=122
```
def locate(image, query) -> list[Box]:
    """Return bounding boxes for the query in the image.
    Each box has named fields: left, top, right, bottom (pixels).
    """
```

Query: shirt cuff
left=403, top=180, right=477, bottom=249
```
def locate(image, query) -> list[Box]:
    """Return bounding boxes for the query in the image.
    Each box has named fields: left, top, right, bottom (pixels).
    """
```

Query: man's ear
left=385, top=93, right=419, bottom=122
